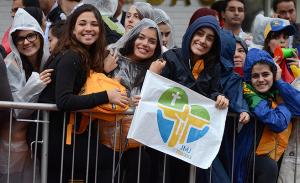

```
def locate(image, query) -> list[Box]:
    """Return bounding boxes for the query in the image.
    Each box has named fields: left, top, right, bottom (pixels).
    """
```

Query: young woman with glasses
left=1, top=8, right=51, bottom=182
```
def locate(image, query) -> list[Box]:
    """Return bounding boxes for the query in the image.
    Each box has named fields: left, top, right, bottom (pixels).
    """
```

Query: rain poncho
left=84, top=0, right=125, bottom=35
left=109, top=18, right=162, bottom=97
left=84, top=0, right=118, bottom=17
left=131, top=2, right=154, bottom=20
left=0, top=8, right=48, bottom=182
left=153, top=8, right=175, bottom=49
left=4, top=8, right=49, bottom=118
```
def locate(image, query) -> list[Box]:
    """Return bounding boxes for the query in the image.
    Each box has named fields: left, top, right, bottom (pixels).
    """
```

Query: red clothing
left=1, top=27, right=11, bottom=54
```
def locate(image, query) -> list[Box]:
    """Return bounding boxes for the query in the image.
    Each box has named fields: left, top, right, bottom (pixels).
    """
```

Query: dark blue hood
left=220, top=29, right=236, bottom=74
left=182, top=15, right=221, bottom=66
left=244, top=48, right=276, bottom=82
left=219, top=30, right=249, bottom=113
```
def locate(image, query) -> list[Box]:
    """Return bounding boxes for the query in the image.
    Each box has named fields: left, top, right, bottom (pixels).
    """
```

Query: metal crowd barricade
left=0, top=101, right=299, bottom=183
left=0, top=101, right=57, bottom=183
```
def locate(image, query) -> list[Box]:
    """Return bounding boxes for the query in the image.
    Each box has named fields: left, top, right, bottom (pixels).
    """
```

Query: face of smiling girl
left=129, top=28, right=158, bottom=61
left=73, top=11, right=100, bottom=47
left=15, top=30, right=41, bottom=59
left=251, top=63, right=274, bottom=93
left=190, top=27, right=215, bottom=59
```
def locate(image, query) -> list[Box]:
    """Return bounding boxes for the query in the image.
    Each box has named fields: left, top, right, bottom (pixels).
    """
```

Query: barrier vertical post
left=41, top=111, right=50, bottom=183
left=189, top=165, right=196, bottom=183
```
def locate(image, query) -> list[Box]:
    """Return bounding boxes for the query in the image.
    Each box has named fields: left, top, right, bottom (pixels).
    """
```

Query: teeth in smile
left=138, top=48, right=147, bottom=53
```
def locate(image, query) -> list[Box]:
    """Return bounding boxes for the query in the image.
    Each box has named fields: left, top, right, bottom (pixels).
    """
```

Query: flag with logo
left=127, top=71, right=228, bottom=169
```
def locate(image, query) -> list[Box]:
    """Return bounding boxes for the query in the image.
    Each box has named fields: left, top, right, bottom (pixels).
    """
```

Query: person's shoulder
left=62, top=50, right=81, bottom=60
left=163, top=48, right=182, bottom=60
left=59, top=49, right=84, bottom=67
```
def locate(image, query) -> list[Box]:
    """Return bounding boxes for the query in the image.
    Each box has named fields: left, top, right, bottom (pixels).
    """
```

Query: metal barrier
left=0, top=101, right=299, bottom=183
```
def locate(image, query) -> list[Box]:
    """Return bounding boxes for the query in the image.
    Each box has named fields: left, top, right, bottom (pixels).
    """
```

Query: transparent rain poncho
left=83, top=0, right=125, bottom=34
left=153, top=8, right=175, bottom=49
left=130, top=2, right=154, bottom=20
left=108, top=18, right=162, bottom=97
left=83, top=0, right=118, bottom=17
left=5, top=8, right=49, bottom=118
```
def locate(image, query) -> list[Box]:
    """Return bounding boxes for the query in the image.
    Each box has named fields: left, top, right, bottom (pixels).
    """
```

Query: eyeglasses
left=15, top=32, right=38, bottom=45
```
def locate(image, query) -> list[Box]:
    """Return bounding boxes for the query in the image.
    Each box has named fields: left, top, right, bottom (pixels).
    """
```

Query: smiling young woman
left=38, top=4, right=129, bottom=182
left=148, top=15, right=228, bottom=183
left=100, top=18, right=162, bottom=183
left=239, top=48, right=300, bottom=183
left=2, top=8, right=51, bottom=182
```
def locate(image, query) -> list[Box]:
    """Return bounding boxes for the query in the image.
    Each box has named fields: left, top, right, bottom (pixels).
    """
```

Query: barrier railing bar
left=112, top=119, right=118, bottom=183
left=118, top=119, right=123, bottom=183
left=94, top=120, right=100, bottom=183
left=137, top=146, right=142, bottom=183
left=163, top=154, right=167, bottom=183
left=0, top=101, right=57, bottom=111
left=7, top=108, right=13, bottom=183
left=71, top=112, right=77, bottom=182
left=33, top=110, right=40, bottom=183
left=252, top=119, right=257, bottom=183
left=209, top=165, right=212, bottom=183
left=60, top=112, right=67, bottom=183
left=85, top=113, right=93, bottom=183
left=231, top=115, right=237, bottom=183
left=295, top=119, right=299, bottom=183
left=41, top=110, right=50, bottom=183
left=16, top=119, right=49, bottom=123
left=189, top=165, right=196, bottom=183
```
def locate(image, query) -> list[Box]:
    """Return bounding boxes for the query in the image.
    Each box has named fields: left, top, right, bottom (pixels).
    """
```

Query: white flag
left=128, top=71, right=228, bottom=169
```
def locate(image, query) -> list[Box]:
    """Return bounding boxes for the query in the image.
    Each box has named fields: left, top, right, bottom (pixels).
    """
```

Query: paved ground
left=0, top=0, right=12, bottom=40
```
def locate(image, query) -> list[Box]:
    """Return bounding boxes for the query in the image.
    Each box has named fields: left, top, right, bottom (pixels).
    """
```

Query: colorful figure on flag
left=157, top=87, right=211, bottom=147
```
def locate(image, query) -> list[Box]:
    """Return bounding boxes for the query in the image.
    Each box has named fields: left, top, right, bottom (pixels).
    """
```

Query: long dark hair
left=263, top=34, right=273, bottom=57
left=119, top=27, right=161, bottom=63
left=52, top=4, right=107, bottom=75
left=12, top=31, right=44, bottom=80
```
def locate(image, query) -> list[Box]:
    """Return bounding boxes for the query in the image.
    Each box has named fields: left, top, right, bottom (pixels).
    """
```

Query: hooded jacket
left=4, top=8, right=49, bottom=118
left=234, top=49, right=300, bottom=183
left=161, top=15, right=222, bottom=100
left=219, top=30, right=249, bottom=113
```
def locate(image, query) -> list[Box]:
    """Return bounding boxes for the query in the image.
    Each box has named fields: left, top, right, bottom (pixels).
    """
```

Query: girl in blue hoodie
left=236, top=48, right=300, bottom=183
left=151, top=15, right=229, bottom=183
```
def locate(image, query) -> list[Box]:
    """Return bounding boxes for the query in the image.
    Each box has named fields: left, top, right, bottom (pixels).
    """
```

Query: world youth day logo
left=156, top=87, right=211, bottom=148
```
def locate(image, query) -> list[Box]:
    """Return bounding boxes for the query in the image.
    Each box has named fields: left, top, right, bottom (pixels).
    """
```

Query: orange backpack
left=66, top=71, right=129, bottom=145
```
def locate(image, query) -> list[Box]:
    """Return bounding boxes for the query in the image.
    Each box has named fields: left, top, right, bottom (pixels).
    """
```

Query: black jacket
left=47, top=5, right=65, bottom=24
left=162, top=48, right=222, bottom=100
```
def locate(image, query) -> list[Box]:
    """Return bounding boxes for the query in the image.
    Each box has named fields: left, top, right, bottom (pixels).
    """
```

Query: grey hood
left=8, top=8, right=49, bottom=70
